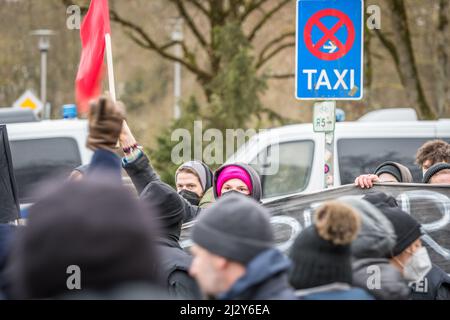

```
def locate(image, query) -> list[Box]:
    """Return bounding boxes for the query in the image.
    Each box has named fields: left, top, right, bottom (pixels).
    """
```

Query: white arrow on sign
left=323, top=41, right=337, bottom=53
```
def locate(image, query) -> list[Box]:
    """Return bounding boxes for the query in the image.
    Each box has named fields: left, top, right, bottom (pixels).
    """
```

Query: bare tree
left=373, top=0, right=444, bottom=119
left=63, top=0, right=295, bottom=101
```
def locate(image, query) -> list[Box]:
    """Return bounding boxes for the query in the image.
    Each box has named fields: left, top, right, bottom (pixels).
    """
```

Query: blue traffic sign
left=295, top=0, right=364, bottom=100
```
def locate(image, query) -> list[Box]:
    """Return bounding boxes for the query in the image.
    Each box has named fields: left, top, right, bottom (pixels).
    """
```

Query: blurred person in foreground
left=6, top=179, right=167, bottom=300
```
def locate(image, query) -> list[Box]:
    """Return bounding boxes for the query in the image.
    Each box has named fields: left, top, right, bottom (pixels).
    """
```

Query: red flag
left=75, top=0, right=111, bottom=114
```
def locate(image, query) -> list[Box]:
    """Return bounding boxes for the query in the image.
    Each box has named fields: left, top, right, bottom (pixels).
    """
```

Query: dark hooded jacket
left=218, top=249, right=296, bottom=300
left=139, top=181, right=201, bottom=299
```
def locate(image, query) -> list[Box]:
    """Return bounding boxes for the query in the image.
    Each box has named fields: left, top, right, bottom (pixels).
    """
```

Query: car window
left=337, top=138, right=436, bottom=184
left=252, top=140, right=315, bottom=198
left=9, top=138, right=81, bottom=203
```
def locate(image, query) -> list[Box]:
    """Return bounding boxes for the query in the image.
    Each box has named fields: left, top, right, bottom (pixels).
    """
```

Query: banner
left=181, top=183, right=450, bottom=273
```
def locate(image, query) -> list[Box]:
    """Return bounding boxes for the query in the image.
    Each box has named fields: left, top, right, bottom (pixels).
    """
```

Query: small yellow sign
left=12, top=90, right=43, bottom=114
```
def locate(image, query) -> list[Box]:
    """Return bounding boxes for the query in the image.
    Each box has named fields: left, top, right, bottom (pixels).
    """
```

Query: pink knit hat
left=216, top=165, right=253, bottom=197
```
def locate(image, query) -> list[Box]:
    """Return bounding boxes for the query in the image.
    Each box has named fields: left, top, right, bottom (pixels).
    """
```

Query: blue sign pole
left=295, top=0, right=364, bottom=188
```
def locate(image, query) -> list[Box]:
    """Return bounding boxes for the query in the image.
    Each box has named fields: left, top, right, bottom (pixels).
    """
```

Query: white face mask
left=401, top=247, right=432, bottom=282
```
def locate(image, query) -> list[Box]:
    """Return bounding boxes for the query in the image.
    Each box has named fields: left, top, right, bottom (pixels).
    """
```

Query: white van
left=230, top=110, right=450, bottom=202
left=5, top=119, right=92, bottom=204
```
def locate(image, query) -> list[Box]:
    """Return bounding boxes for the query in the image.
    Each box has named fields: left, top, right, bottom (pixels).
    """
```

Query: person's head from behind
left=8, top=177, right=162, bottom=299
left=213, top=164, right=262, bottom=201
left=422, top=163, right=450, bottom=185
left=374, top=161, right=413, bottom=183
left=175, top=161, right=213, bottom=205
left=189, top=193, right=273, bottom=297
left=415, top=140, right=450, bottom=175
left=289, top=201, right=361, bottom=290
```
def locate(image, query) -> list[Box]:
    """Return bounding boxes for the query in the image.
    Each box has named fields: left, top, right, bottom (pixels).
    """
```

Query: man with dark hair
left=415, top=140, right=450, bottom=174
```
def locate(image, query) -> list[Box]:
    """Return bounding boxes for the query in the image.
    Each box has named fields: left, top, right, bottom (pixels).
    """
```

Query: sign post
left=296, top=0, right=364, bottom=188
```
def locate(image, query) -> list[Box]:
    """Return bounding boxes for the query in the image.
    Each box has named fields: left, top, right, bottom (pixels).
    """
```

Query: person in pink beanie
left=213, top=163, right=262, bottom=202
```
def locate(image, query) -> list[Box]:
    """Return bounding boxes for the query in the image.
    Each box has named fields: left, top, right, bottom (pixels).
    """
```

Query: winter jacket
left=0, top=224, right=16, bottom=300
left=122, top=152, right=202, bottom=223
left=217, top=249, right=296, bottom=300
left=157, top=237, right=201, bottom=300
left=213, top=163, right=262, bottom=202
left=198, top=187, right=215, bottom=208
left=352, top=258, right=410, bottom=300
left=410, top=264, right=450, bottom=300
left=87, top=149, right=122, bottom=182
left=295, top=283, right=374, bottom=300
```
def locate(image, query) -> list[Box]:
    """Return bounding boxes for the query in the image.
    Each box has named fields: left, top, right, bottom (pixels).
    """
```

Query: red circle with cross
left=304, top=9, right=355, bottom=61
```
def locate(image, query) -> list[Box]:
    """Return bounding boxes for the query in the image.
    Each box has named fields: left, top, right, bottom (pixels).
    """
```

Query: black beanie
left=289, top=201, right=360, bottom=290
left=9, top=179, right=162, bottom=299
left=363, top=192, right=422, bottom=256
left=376, top=204, right=422, bottom=257
left=422, top=162, right=450, bottom=183
left=191, top=193, right=273, bottom=265
left=374, top=163, right=402, bottom=182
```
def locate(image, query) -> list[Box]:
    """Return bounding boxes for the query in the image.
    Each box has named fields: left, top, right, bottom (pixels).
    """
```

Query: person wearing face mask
left=120, top=121, right=262, bottom=224
left=363, top=192, right=450, bottom=300
left=212, top=164, right=262, bottom=202
left=175, top=161, right=213, bottom=207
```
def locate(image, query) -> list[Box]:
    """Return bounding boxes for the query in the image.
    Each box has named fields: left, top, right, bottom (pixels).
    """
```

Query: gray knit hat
left=191, top=193, right=273, bottom=265
left=176, top=161, right=213, bottom=192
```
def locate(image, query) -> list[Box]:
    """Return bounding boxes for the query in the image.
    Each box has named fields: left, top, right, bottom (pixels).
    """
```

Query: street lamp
left=170, top=18, right=183, bottom=120
left=30, top=29, right=55, bottom=119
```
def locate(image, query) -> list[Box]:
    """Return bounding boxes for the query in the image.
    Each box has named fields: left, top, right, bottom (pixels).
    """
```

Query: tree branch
left=109, top=9, right=211, bottom=81
left=255, top=42, right=295, bottom=69
left=257, top=31, right=295, bottom=65
left=265, top=72, right=295, bottom=79
left=168, top=0, right=209, bottom=49
left=239, top=0, right=271, bottom=22
left=185, top=0, right=210, bottom=17
left=247, top=0, right=291, bottom=41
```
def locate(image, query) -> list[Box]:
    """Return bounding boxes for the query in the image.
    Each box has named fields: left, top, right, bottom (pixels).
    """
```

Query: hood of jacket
left=213, top=163, right=262, bottom=202
left=218, top=249, right=293, bottom=300
left=339, top=197, right=396, bottom=259
left=352, top=258, right=410, bottom=300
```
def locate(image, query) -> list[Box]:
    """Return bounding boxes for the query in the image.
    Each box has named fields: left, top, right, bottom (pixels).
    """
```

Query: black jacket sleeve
left=122, top=152, right=202, bottom=222
left=122, top=152, right=160, bottom=194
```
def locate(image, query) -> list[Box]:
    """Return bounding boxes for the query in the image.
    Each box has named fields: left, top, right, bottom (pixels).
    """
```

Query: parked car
left=4, top=117, right=91, bottom=205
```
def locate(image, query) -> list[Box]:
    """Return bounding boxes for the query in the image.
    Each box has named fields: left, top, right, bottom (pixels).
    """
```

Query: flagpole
left=105, top=33, right=116, bottom=102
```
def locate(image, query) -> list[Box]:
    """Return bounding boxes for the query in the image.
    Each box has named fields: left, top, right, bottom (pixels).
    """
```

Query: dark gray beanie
left=422, top=162, right=450, bottom=183
left=191, top=193, right=273, bottom=265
